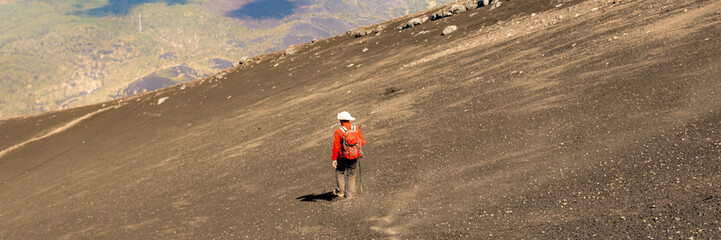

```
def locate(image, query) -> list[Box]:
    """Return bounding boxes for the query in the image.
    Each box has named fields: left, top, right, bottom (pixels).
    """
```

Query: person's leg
left=335, top=159, right=347, bottom=196
left=345, top=159, right=358, bottom=197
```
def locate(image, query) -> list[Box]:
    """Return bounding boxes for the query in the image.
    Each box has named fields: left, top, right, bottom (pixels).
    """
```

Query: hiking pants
left=335, top=158, right=358, bottom=197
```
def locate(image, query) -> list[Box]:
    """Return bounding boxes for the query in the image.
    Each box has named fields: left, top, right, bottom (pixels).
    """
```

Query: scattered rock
left=180, top=85, right=186, bottom=90
left=157, top=97, right=169, bottom=105
left=348, top=29, right=368, bottom=37
left=284, top=45, right=299, bottom=55
left=451, top=4, right=467, bottom=14
left=427, top=1, right=484, bottom=21
left=238, top=57, right=250, bottom=65
left=465, top=1, right=479, bottom=10
left=431, top=10, right=453, bottom=20
left=442, top=25, right=458, bottom=36
left=490, top=0, right=502, bottom=10
left=399, top=17, right=426, bottom=29
left=348, top=25, right=385, bottom=38
left=362, top=48, right=369, bottom=52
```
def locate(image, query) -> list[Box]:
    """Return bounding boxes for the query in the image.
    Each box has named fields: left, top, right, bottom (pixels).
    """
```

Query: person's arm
left=331, top=129, right=341, bottom=160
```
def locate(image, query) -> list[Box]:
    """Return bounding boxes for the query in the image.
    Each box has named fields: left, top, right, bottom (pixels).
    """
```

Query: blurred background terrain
left=0, top=0, right=452, bottom=118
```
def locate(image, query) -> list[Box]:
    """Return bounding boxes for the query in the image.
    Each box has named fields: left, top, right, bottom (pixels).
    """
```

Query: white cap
left=337, top=111, right=356, bottom=121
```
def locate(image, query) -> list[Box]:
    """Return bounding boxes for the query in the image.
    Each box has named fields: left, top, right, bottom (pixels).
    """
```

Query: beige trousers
left=335, top=158, right=358, bottom=197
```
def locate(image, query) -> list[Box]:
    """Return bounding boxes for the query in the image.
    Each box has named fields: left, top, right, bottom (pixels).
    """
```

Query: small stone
left=465, top=1, right=478, bottom=10
left=238, top=57, right=250, bottom=65
left=362, top=48, right=368, bottom=52
left=157, top=97, right=169, bottom=105
left=284, top=45, right=298, bottom=55
left=349, top=25, right=384, bottom=37
left=442, top=25, right=458, bottom=36
left=451, top=4, right=467, bottom=13
left=591, top=7, right=599, bottom=11
left=431, top=10, right=453, bottom=20
left=401, top=17, right=424, bottom=29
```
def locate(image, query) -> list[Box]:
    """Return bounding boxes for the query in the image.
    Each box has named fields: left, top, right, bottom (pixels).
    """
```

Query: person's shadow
left=296, top=192, right=337, bottom=202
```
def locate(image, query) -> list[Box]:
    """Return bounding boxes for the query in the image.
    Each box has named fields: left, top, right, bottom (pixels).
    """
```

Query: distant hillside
left=0, top=0, right=454, bottom=118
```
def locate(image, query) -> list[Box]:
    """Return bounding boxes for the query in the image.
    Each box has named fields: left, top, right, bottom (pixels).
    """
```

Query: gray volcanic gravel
left=1, top=0, right=720, bottom=239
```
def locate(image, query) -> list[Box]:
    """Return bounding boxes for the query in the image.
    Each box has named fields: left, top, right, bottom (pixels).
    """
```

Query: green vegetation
left=0, top=0, right=455, bottom=118
left=0, top=0, right=268, bottom=117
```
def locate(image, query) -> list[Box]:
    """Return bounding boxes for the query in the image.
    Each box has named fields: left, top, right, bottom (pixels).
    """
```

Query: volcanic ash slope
left=1, top=0, right=720, bottom=238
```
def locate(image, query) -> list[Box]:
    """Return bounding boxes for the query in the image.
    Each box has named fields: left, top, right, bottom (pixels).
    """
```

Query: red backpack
left=339, top=125, right=362, bottom=159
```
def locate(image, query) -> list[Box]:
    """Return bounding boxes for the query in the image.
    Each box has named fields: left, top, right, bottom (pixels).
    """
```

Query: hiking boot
left=333, top=189, right=344, bottom=198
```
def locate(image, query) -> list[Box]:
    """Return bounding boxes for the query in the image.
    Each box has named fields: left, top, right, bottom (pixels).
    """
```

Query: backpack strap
left=340, top=125, right=357, bottom=132
left=339, top=127, right=347, bottom=148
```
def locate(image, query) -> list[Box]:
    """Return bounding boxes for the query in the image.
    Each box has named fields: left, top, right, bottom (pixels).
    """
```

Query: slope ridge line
left=0, top=107, right=113, bottom=159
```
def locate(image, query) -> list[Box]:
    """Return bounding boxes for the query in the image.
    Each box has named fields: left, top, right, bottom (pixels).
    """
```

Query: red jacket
left=332, top=122, right=365, bottom=160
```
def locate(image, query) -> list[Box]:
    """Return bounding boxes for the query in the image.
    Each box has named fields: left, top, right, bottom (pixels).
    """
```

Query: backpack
left=339, top=125, right=362, bottom=159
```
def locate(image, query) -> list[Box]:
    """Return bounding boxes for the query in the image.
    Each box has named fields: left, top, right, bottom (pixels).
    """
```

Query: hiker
left=331, top=111, right=365, bottom=199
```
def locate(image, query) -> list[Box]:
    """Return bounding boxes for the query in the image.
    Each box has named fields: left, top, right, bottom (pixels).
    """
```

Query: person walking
left=331, top=111, right=365, bottom=199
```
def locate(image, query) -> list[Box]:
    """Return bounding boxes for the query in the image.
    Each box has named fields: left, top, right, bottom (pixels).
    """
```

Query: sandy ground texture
left=1, top=0, right=720, bottom=238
